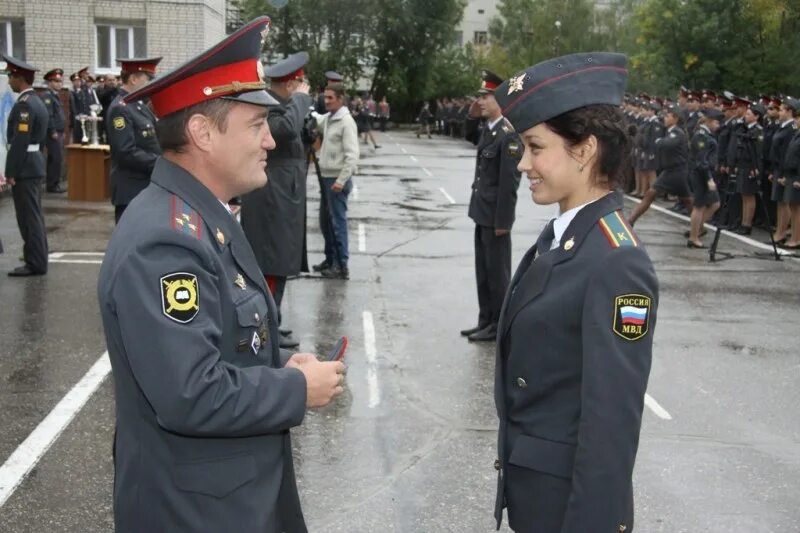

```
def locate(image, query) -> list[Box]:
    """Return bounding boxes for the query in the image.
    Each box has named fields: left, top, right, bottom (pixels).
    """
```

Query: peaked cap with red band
left=495, top=52, right=627, bottom=133
left=118, top=57, right=162, bottom=76
left=124, top=16, right=278, bottom=118
left=477, top=69, right=503, bottom=95
left=265, top=51, right=308, bottom=82
left=1, top=53, right=38, bottom=78
left=44, top=68, right=64, bottom=81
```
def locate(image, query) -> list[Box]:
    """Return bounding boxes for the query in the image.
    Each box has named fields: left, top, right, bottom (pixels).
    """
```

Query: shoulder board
left=502, top=117, right=515, bottom=132
left=598, top=211, right=639, bottom=248
left=19, top=94, right=29, bottom=103
left=170, top=195, right=203, bottom=239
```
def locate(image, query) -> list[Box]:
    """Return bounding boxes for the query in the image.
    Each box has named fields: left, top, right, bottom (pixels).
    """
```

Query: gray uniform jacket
left=98, top=157, right=308, bottom=532
left=494, top=192, right=658, bottom=533
left=465, top=117, right=523, bottom=230
left=5, top=89, right=47, bottom=179
left=241, top=90, right=312, bottom=276
left=43, top=89, right=66, bottom=133
left=106, top=89, right=162, bottom=207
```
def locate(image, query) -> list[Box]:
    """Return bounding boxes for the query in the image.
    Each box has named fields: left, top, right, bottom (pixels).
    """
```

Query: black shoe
left=374, top=144, right=381, bottom=149
left=468, top=324, right=497, bottom=342
left=734, top=226, right=752, bottom=235
left=279, top=333, right=300, bottom=349
left=8, top=265, right=46, bottom=277
left=683, top=229, right=708, bottom=238
left=460, top=325, right=486, bottom=337
left=312, top=260, right=331, bottom=272
left=279, top=326, right=293, bottom=336
left=686, top=240, right=706, bottom=249
left=321, top=265, right=349, bottom=279
left=46, top=185, right=66, bottom=193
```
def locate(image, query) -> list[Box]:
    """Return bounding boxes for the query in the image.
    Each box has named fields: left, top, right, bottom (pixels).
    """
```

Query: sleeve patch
left=161, top=272, right=199, bottom=323
left=18, top=123, right=29, bottom=132
left=613, top=294, right=651, bottom=341
left=113, top=116, right=126, bottom=130
left=599, top=211, right=638, bottom=248
left=19, top=112, right=29, bottom=123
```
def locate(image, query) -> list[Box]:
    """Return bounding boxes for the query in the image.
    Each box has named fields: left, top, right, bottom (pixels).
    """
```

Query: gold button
left=516, top=377, right=527, bottom=388
left=619, top=525, right=627, bottom=532
left=254, top=313, right=259, bottom=322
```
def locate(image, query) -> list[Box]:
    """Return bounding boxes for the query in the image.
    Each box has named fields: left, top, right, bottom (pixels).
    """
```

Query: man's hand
left=707, top=179, right=717, bottom=191
left=293, top=81, right=310, bottom=96
left=6, top=177, right=15, bottom=187
left=495, top=228, right=510, bottom=237
left=768, top=173, right=774, bottom=182
left=51, top=132, right=59, bottom=140
left=286, top=353, right=345, bottom=408
left=778, top=177, right=786, bottom=186
left=794, top=181, right=800, bottom=190
left=331, top=182, right=344, bottom=193
left=468, top=100, right=481, bottom=118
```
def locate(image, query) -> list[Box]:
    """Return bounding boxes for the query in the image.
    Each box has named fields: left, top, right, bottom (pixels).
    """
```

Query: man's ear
left=186, top=114, right=213, bottom=153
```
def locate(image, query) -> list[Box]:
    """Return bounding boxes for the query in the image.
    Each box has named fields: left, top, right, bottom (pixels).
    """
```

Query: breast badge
left=161, top=272, right=200, bottom=323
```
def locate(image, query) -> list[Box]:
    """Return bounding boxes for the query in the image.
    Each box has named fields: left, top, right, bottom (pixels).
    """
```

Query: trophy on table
left=78, top=104, right=104, bottom=146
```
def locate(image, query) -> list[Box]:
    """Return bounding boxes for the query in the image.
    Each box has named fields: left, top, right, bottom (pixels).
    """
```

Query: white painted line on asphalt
left=439, top=187, right=456, bottom=205
left=51, top=252, right=105, bottom=257
left=422, top=167, right=433, bottom=177
left=644, top=393, right=672, bottom=420
left=626, top=194, right=795, bottom=258
left=362, top=311, right=381, bottom=409
left=0, top=352, right=111, bottom=508
left=352, top=183, right=359, bottom=200
left=49, top=259, right=103, bottom=265
left=400, top=147, right=407, bottom=154
left=358, top=223, right=366, bottom=252
left=409, top=155, right=418, bottom=162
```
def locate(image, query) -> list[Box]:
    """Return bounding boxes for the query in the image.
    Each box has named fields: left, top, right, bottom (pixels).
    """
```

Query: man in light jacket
left=312, top=82, right=359, bottom=279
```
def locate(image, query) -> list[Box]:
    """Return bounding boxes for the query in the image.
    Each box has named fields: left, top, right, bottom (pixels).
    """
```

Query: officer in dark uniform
left=687, top=109, right=723, bottom=247
left=629, top=105, right=692, bottom=227
left=97, top=18, right=344, bottom=532
left=732, top=103, right=765, bottom=235
left=684, top=90, right=701, bottom=136
left=493, top=52, right=658, bottom=533
left=780, top=113, right=800, bottom=249
left=723, top=96, right=749, bottom=230
left=241, top=51, right=313, bottom=349
left=460, top=70, right=523, bottom=342
left=768, top=97, right=799, bottom=244
left=69, top=71, right=89, bottom=143
left=42, top=68, right=67, bottom=193
left=106, top=57, right=162, bottom=223
left=2, top=54, right=49, bottom=277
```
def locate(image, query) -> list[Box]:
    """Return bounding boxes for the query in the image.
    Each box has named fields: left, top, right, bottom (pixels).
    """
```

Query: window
left=473, top=31, right=488, bottom=45
left=478, top=9, right=485, bottom=14
left=95, top=23, right=146, bottom=72
left=0, top=20, right=26, bottom=60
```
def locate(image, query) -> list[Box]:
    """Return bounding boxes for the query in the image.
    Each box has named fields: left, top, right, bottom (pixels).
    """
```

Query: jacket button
left=619, top=525, right=627, bottom=532
left=516, top=377, right=527, bottom=388
left=254, top=313, right=260, bottom=322
left=494, top=459, right=501, bottom=471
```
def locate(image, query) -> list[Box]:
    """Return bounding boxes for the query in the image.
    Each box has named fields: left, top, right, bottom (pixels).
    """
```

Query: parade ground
left=0, top=130, right=798, bottom=532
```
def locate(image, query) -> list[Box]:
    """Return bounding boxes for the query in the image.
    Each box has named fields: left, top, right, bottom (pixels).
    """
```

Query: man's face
left=129, top=72, right=153, bottom=91
left=209, top=103, right=276, bottom=197
left=8, top=73, right=23, bottom=93
left=105, top=75, right=117, bottom=88
left=324, top=89, right=344, bottom=112
left=72, top=78, right=81, bottom=90
left=478, top=93, right=500, bottom=118
left=48, top=79, right=63, bottom=92
left=767, top=106, right=779, bottom=119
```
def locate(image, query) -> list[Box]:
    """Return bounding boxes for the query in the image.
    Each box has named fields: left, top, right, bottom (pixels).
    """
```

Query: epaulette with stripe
left=598, top=211, right=638, bottom=248
left=170, top=195, right=202, bottom=239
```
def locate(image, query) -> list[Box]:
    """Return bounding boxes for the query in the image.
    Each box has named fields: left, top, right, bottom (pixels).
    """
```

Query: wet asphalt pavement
left=0, top=130, right=799, bottom=532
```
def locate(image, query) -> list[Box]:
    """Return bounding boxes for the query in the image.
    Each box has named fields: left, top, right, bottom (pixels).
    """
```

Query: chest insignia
left=251, top=330, right=261, bottom=355
left=613, top=294, right=651, bottom=341
left=598, top=211, right=638, bottom=248
left=234, top=273, right=247, bottom=290
left=216, top=228, right=225, bottom=245
left=563, top=237, right=575, bottom=251
left=161, top=272, right=200, bottom=324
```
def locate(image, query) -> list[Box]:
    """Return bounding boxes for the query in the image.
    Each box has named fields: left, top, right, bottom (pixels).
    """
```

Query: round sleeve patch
left=613, top=294, right=651, bottom=341
left=161, top=272, right=199, bottom=323
left=113, top=116, right=126, bottom=130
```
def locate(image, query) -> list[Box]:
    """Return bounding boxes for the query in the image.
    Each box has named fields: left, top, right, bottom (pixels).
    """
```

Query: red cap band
left=271, top=68, right=304, bottom=83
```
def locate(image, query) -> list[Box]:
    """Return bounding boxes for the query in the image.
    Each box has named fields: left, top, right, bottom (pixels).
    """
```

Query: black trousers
left=265, top=275, right=287, bottom=325
left=46, top=132, right=64, bottom=189
left=12, top=178, right=48, bottom=273
left=474, top=224, right=511, bottom=328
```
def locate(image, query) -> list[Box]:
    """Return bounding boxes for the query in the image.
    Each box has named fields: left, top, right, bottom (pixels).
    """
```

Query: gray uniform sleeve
left=268, top=93, right=312, bottom=143
left=561, top=246, right=658, bottom=532
left=110, top=229, right=307, bottom=438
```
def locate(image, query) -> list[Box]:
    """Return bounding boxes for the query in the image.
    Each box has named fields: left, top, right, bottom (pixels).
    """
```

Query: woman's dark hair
left=544, top=104, right=632, bottom=190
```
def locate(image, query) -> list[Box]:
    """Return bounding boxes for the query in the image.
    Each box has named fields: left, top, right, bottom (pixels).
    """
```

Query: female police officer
left=492, top=53, right=659, bottom=533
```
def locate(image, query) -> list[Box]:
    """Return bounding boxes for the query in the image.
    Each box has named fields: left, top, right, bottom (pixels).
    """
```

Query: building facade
left=457, top=0, right=499, bottom=46
left=0, top=0, right=226, bottom=77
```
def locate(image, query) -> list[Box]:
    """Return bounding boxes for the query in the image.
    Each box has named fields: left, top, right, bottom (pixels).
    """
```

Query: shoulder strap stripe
left=170, top=195, right=201, bottom=239
left=599, top=211, right=638, bottom=248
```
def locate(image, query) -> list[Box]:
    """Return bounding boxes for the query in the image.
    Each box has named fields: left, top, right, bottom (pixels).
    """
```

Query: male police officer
left=2, top=54, right=49, bottom=276
left=42, top=68, right=67, bottom=193
left=241, top=51, right=313, bottom=349
left=106, top=57, right=162, bottom=223
left=97, top=17, right=344, bottom=532
left=461, top=70, right=522, bottom=342
left=69, top=70, right=90, bottom=143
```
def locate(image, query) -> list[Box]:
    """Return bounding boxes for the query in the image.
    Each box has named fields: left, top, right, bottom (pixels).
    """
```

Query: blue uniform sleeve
left=5, top=101, right=31, bottom=179
left=561, top=246, right=658, bottom=533
left=108, top=229, right=307, bottom=437
left=107, top=104, right=159, bottom=175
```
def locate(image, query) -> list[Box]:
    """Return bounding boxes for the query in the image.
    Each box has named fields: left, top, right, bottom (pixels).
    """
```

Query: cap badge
left=508, top=74, right=525, bottom=95
left=564, top=237, right=575, bottom=251
left=216, top=228, right=225, bottom=245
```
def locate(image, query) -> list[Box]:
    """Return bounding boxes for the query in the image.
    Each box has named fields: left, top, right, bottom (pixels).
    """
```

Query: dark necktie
left=535, top=219, right=556, bottom=257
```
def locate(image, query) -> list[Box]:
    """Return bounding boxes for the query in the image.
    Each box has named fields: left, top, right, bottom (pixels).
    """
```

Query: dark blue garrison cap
left=265, top=51, right=309, bottom=81
left=495, top=52, right=628, bottom=133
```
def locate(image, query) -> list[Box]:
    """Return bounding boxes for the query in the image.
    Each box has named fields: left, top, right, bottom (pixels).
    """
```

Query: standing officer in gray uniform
left=106, top=57, right=162, bottom=223
left=242, top=51, right=313, bottom=350
left=97, top=17, right=344, bottom=532
left=2, top=54, right=49, bottom=277
left=42, top=68, right=67, bottom=193
left=493, top=52, right=658, bottom=533
left=461, top=70, right=522, bottom=342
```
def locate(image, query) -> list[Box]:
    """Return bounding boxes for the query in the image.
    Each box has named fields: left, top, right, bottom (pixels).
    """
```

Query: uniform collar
left=699, top=124, right=711, bottom=134
left=487, top=115, right=504, bottom=130
left=550, top=197, right=603, bottom=249
left=19, top=87, right=34, bottom=96
left=781, top=119, right=794, bottom=128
